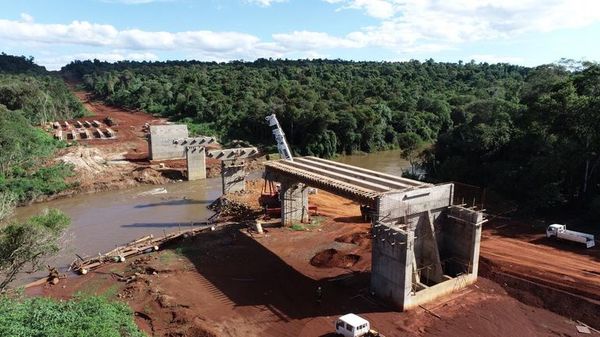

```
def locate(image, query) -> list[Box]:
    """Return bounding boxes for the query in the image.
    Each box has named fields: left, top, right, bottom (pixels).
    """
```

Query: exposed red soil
left=66, top=89, right=164, bottom=159
left=310, top=248, right=361, bottom=268
left=30, top=186, right=593, bottom=336
left=39, top=86, right=229, bottom=200
left=480, top=220, right=600, bottom=301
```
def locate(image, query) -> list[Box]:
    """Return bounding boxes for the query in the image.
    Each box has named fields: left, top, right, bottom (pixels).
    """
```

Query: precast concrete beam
left=264, top=161, right=379, bottom=206
left=295, top=157, right=422, bottom=191
left=305, top=156, right=428, bottom=187
left=208, top=147, right=258, bottom=160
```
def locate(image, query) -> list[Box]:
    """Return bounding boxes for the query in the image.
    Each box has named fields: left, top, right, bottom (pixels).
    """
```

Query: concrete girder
left=278, top=159, right=392, bottom=192
left=294, top=157, right=424, bottom=191
left=264, top=161, right=380, bottom=206
left=305, top=156, right=428, bottom=187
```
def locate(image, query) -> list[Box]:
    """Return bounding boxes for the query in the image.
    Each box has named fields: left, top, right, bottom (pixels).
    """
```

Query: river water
left=13, top=149, right=409, bottom=284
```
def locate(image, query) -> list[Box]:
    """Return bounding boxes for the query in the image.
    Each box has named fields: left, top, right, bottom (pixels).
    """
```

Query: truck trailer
left=546, top=224, right=595, bottom=248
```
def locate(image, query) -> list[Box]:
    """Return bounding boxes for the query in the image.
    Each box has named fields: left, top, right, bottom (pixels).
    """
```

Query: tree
left=0, top=192, right=16, bottom=222
left=398, top=132, right=423, bottom=177
left=0, top=207, right=70, bottom=291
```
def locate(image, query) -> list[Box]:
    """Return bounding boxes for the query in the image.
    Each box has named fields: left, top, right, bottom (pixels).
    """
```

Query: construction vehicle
left=335, top=314, right=383, bottom=337
left=546, top=224, right=595, bottom=248
left=261, top=114, right=319, bottom=219
left=261, top=114, right=291, bottom=210
left=265, top=114, right=293, bottom=161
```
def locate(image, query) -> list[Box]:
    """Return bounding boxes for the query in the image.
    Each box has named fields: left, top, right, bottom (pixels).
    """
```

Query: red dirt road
left=67, top=89, right=164, bottom=160
left=481, top=221, right=600, bottom=301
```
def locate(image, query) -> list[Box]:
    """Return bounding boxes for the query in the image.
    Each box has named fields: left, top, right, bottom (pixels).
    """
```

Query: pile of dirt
left=132, top=167, right=168, bottom=185
left=208, top=196, right=261, bottom=222
left=56, top=147, right=115, bottom=174
left=335, top=231, right=371, bottom=248
left=310, top=248, right=361, bottom=268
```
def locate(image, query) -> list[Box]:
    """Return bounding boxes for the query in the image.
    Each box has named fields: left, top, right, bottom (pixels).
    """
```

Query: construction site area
left=28, top=178, right=599, bottom=336
left=22, top=114, right=598, bottom=337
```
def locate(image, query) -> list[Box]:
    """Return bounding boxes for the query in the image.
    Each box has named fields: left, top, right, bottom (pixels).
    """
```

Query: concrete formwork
left=264, top=157, right=485, bottom=310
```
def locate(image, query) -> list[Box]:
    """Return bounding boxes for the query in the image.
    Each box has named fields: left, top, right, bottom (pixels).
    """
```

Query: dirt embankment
left=30, top=183, right=594, bottom=336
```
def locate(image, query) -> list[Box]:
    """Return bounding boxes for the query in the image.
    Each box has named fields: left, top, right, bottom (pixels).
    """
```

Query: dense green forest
left=65, top=59, right=528, bottom=157
left=63, top=58, right=600, bottom=214
left=0, top=54, right=85, bottom=203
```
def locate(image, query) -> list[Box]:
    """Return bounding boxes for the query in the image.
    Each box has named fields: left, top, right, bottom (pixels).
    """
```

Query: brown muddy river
left=13, top=150, right=409, bottom=284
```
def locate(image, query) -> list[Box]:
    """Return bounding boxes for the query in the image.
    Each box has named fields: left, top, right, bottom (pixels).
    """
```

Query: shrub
left=0, top=295, right=146, bottom=337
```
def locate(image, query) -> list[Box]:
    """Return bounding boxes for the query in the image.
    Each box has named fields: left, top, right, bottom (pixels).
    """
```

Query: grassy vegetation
left=0, top=295, right=145, bottom=337
left=0, top=54, right=84, bottom=203
left=290, top=223, right=305, bottom=231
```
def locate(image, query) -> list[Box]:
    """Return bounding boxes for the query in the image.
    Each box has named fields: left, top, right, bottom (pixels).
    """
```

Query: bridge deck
left=264, top=156, right=431, bottom=206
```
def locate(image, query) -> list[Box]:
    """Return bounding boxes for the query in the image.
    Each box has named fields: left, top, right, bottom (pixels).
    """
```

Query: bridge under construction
left=264, top=156, right=484, bottom=311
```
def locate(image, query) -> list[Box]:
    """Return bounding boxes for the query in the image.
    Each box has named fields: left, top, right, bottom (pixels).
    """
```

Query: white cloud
left=244, top=0, right=287, bottom=7
left=0, top=18, right=261, bottom=52
left=20, top=13, right=34, bottom=23
left=272, top=31, right=364, bottom=50
left=320, top=0, right=600, bottom=54
left=5, top=0, right=600, bottom=68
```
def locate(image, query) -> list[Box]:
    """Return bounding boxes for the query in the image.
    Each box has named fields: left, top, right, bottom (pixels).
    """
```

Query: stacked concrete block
left=105, top=128, right=116, bottom=138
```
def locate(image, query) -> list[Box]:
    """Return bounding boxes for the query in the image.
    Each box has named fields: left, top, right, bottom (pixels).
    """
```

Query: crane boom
left=265, top=114, right=293, bottom=161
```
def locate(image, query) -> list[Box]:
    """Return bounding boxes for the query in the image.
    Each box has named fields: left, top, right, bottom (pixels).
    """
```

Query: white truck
left=546, top=224, right=595, bottom=248
left=335, top=314, right=383, bottom=337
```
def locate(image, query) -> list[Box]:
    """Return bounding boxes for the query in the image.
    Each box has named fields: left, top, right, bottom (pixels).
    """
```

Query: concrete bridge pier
left=280, top=182, right=309, bottom=226
left=186, top=146, right=206, bottom=181
left=221, top=159, right=247, bottom=194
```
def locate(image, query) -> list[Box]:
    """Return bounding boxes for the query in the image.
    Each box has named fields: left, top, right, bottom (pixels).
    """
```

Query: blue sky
left=1, top=0, right=599, bottom=70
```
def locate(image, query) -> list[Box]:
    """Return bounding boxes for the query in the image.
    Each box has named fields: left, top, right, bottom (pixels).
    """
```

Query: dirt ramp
left=310, top=248, right=360, bottom=268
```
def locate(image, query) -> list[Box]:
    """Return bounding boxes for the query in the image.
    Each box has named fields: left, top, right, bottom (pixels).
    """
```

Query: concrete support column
left=370, top=220, right=411, bottom=310
left=469, top=212, right=483, bottom=276
left=186, top=146, right=206, bottom=181
left=280, top=182, right=309, bottom=226
left=221, top=159, right=246, bottom=194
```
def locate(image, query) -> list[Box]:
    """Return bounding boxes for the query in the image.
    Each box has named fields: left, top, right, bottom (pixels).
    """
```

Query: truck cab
left=546, top=224, right=565, bottom=237
left=335, top=314, right=370, bottom=337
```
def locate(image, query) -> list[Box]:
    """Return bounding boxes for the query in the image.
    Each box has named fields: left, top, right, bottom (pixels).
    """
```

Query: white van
left=335, top=313, right=371, bottom=337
